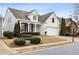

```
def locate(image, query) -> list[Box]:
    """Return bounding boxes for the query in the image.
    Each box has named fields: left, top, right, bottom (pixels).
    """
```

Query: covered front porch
left=19, top=21, right=41, bottom=33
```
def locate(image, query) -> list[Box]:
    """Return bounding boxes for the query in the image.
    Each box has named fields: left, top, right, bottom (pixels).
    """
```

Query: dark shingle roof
left=9, top=8, right=30, bottom=20
left=38, top=12, right=53, bottom=22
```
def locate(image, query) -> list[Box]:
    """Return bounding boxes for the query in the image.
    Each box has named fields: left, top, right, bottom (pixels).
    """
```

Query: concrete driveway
left=20, top=43, right=79, bottom=55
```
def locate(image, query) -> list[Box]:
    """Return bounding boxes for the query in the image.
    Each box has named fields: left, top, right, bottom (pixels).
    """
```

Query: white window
left=33, top=16, right=36, bottom=20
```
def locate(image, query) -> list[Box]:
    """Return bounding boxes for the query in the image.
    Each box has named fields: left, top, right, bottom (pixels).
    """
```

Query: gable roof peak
left=41, top=11, right=54, bottom=16
left=28, top=9, right=39, bottom=15
left=38, top=11, right=54, bottom=23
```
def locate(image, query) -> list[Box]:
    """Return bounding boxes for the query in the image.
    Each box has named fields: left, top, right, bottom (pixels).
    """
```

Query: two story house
left=3, top=8, right=60, bottom=36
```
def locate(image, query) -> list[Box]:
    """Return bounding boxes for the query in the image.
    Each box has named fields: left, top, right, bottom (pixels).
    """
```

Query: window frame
left=33, top=15, right=36, bottom=20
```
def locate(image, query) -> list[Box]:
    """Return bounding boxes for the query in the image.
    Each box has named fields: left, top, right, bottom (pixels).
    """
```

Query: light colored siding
left=42, top=13, right=60, bottom=35
left=0, top=19, right=2, bottom=36
left=27, top=10, right=38, bottom=22
left=3, top=9, right=17, bottom=32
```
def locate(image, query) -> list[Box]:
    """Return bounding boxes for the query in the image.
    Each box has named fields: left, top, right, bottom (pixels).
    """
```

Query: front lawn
left=2, top=35, right=66, bottom=48
left=1, top=35, right=70, bottom=54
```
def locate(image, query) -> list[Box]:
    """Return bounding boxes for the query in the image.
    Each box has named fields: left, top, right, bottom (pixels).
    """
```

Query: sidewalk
left=55, top=36, right=79, bottom=42
left=0, top=39, right=17, bottom=55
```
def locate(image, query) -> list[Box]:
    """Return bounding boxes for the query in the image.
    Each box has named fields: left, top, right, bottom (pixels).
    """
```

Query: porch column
left=28, top=23, right=30, bottom=32
left=35, top=24, right=37, bottom=32
left=19, top=21, right=21, bottom=33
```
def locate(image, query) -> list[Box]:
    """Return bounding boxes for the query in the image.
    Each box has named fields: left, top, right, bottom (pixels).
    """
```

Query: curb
left=10, top=41, right=71, bottom=55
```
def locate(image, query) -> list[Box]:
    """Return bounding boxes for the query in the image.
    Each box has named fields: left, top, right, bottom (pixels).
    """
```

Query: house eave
left=19, top=19, right=41, bottom=24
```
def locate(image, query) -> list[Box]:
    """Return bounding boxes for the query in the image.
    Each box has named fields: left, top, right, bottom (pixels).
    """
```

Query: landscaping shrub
left=30, top=37, right=41, bottom=44
left=32, top=32, right=40, bottom=35
left=24, top=37, right=32, bottom=40
left=59, top=17, right=66, bottom=36
left=21, top=32, right=40, bottom=35
left=3, top=31, right=14, bottom=39
left=14, top=21, right=20, bottom=37
left=3, top=31, right=7, bottom=37
left=14, top=38, right=25, bottom=45
left=19, top=34, right=32, bottom=38
left=76, top=32, right=79, bottom=36
left=65, top=32, right=71, bottom=36
left=21, top=32, right=32, bottom=34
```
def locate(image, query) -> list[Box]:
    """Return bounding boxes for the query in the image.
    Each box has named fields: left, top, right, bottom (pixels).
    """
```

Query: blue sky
left=0, top=3, right=74, bottom=18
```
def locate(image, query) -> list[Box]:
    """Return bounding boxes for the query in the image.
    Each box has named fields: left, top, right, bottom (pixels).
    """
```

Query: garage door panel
left=46, top=28, right=59, bottom=35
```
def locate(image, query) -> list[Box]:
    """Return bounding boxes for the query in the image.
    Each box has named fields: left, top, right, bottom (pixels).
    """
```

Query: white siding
left=27, top=10, right=38, bottom=22
left=42, top=13, right=60, bottom=35
left=3, top=9, right=17, bottom=32
left=0, top=19, right=2, bottom=36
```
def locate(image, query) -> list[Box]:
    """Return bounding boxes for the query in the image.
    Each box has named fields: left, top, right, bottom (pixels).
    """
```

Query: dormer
left=27, top=9, right=39, bottom=22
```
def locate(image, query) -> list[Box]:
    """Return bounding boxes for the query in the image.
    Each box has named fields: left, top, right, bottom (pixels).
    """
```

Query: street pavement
left=21, top=43, right=79, bottom=55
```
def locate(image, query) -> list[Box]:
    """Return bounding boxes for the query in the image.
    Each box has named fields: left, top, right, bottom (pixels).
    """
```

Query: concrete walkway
left=0, top=39, right=16, bottom=55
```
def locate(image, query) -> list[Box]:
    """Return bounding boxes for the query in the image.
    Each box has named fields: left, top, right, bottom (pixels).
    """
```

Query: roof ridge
left=8, top=7, right=30, bottom=20
left=40, top=11, right=53, bottom=16
left=38, top=11, right=54, bottom=23
left=8, top=7, right=28, bottom=13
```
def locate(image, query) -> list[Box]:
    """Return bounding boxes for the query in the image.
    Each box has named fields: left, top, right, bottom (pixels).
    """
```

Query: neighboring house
left=76, top=22, right=79, bottom=33
left=57, top=17, right=77, bottom=35
left=65, top=18, right=77, bottom=34
left=0, top=16, right=3, bottom=36
left=3, top=8, right=60, bottom=36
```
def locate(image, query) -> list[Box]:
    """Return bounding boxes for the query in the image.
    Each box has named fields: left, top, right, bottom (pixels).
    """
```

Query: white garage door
left=46, top=27, right=59, bottom=35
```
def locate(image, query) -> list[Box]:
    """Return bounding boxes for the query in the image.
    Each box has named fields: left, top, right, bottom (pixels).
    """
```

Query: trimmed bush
left=21, top=32, right=40, bottom=35
left=24, top=37, right=32, bottom=40
left=77, top=32, right=79, bottom=36
left=32, top=32, right=40, bottom=35
left=14, top=38, right=25, bottom=45
left=65, top=32, right=71, bottom=36
left=30, top=37, right=41, bottom=44
left=3, top=31, right=7, bottom=37
left=19, top=34, right=32, bottom=38
left=21, top=32, right=32, bottom=35
left=14, top=21, right=20, bottom=37
left=3, top=31, right=14, bottom=39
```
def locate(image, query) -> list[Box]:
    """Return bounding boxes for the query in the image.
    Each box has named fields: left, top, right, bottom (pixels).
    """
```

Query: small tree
left=14, top=21, right=20, bottom=37
left=60, top=17, right=66, bottom=36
